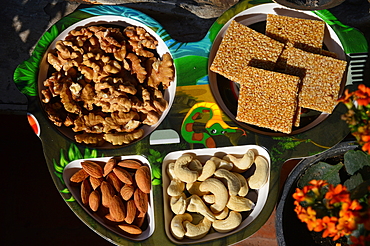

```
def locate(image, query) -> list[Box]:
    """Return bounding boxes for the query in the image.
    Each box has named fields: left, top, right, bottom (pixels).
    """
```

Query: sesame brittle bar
left=265, top=14, right=325, bottom=54
left=235, top=66, right=301, bottom=134
left=210, top=20, right=284, bottom=82
left=283, top=46, right=347, bottom=113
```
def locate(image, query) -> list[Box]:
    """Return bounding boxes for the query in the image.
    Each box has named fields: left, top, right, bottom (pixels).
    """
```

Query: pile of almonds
left=69, top=157, right=152, bottom=235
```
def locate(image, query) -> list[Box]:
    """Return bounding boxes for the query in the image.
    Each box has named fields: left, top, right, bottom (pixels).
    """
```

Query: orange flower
left=293, top=180, right=370, bottom=243
left=347, top=199, right=362, bottom=211
left=337, top=210, right=357, bottom=234
left=361, top=135, right=370, bottom=143
left=325, top=184, right=351, bottom=204
left=321, top=216, right=340, bottom=240
left=338, top=88, right=354, bottom=104
left=361, top=141, right=370, bottom=154
left=354, top=84, right=370, bottom=106
left=294, top=200, right=306, bottom=215
left=309, top=180, right=328, bottom=196
left=312, top=218, right=326, bottom=232
left=293, top=187, right=306, bottom=202
left=361, top=135, right=370, bottom=154
left=309, top=180, right=328, bottom=187
left=298, top=207, right=321, bottom=231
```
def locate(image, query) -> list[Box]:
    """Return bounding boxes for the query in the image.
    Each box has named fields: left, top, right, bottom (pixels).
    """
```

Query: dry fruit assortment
left=210, top=14, right=347, bottom=134
left=41, top=25, right=175, bottom=146
left=166, top=149, right=269, bottom=240
left=69, top=157, right=152, bottom=236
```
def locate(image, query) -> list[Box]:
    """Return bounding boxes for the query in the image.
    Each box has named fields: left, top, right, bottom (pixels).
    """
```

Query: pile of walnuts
left=41, top=25, right=175, bottom=146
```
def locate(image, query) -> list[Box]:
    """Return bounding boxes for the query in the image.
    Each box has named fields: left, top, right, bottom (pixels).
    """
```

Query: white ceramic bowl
left=63, top=155, right=155, bottom=241
left=38, top=15, right=176, bottom=148
left=208, top=3, right=347, bottom=136
left=162, top=145, right=271, bottom=244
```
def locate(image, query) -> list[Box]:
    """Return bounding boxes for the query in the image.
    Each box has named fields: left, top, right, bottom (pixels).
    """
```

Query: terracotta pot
left=275, top=141, right=358, bottom=246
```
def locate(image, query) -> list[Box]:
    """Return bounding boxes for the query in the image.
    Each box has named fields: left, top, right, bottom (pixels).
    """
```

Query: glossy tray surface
left=13, top=1, right=363, bottom=245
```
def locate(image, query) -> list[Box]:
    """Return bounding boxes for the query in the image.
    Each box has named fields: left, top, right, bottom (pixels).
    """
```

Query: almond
left=81, top=160, right=103, bottom=178
left=110, top=195, right=126, bottom=222
left=118, top=224, right=142, bottom=235
left=104, top=157, right=117, bottom=177
left=135, top=166, right=151, bottom=194
left=134, top=188, right=148, bottom=214
left=113, top=167, right=133, bottom=185
left=134, top=212, right=146, bottom=227
left=70, top=169, right=89, bottom=183
left=89, top=189, right=101, bottom=212
left=100, top=181, right=115, bottom=208
left=120, top=184, right=135, bottom=201
left=105, top=213, right=122, bottom=222
left=118, top=159, right=142, bottom=169
left=106, top=172, right=123, bottom=192
left=125, top=199, right=137, bottom=224
left=81, top=179, right=92, bottom=206
left=89, top=176, right=103, bottom=190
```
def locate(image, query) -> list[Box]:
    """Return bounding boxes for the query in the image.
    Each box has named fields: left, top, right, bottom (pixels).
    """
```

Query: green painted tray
left=13, top=0, right=367, bottom=245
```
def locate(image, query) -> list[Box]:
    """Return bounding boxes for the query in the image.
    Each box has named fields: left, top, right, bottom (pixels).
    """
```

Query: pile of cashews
left=166, top=149, right=269, bottom=240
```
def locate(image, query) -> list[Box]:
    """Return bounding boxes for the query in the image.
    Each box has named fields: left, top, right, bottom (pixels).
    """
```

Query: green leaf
left=60, top=188, right=71, bottom=194
left=54, top=171, right=65, bottom=185
left=174, top=56, right=208, bottom=86
left=53, top=159, right=64, bottom=173
left=84, top=148, right=97, bottom=159
left=149, top=149, right=161, bottom=158
left=152, top=179, right=162, bottom=186
left=60, top=149, right=69, bottom=167
left=314, top=9, right=368, bottom=54
left=68, top=144, right=83, bottom=161
left=344, top=173, right=364, bottom=191
left=65, top=196, right=76, bottom=202
left=344, top=150, right=370, bottom=175
left=359, top=166, right=370, bottom=181
left=152, top=165, right=162, bottom=179
left=298, top=161, right=343, bottom=188
left=350, top=179, right=370, bottom=200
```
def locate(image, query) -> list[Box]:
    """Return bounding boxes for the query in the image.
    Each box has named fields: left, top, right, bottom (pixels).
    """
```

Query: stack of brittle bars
left=210, top=14, right=347, bottom=134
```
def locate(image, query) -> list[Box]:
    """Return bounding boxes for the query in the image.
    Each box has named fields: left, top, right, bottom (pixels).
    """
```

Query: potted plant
left=276, top=85, right=370, bottom=246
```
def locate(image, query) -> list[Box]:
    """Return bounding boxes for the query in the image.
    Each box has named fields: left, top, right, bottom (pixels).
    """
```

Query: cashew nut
left=214, top=207, right=229, bottom=220
left=188, top=158, right=203, bottom=176
left=248, top=155, right=269, bottom=189
left=199, top=178, right=228, bottom=214
left=202, top=194, right=215, bottom=204
left=210, top=156, right=233, bottom=170
left=184, top=217, right=212, bottom=239
left=233, top=172, right=249, bottom=197
left=214, top=168, right=241, bottom=196
left=212, top=211, right=242, bottom=233
left=197, top=159, right=216, bottom=181
left=173, top=154, right=199, bottom=183
left=226, top=195, right=254, bottom=212
left=186, top=181, right=208, bottom=196
left=167, top=178, right=185, bottom=197
left=170, top=213, right=193, bottom=240
left=170, top=193, right=188, bottom=214
left=186, top=195, right=216, bottom=222
left=167, top=162, right=176, bottom=180
left=224, top=149, right=255, bottom=172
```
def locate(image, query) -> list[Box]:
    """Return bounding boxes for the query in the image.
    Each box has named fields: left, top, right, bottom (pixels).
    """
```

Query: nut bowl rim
left=162, top=144, right=271, bottom=244
left=38, top=15, right=177, bottom=149
left=63, top=154, right=155, bottom=241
